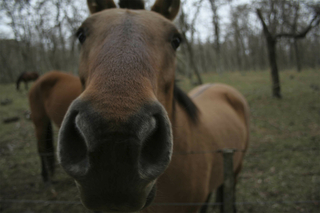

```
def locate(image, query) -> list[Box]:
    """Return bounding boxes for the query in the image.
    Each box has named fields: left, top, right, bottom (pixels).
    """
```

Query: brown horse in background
left=57, top=0, right=250, bottom=212
left=28, top=71, right=82, bottom=182
left=16, top=71, right=39, bottom=91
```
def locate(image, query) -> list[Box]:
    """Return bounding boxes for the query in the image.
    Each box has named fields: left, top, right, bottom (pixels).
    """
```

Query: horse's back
left=190, top=83, right=249, bottom=149
left=29, top=71, right=82, bottom=127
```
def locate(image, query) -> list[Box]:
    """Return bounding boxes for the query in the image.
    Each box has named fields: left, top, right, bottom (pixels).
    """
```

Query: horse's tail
left=16, top=72, right=25, bottom=91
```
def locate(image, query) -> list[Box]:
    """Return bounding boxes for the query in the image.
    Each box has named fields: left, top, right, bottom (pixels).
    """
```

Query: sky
left=0, top=16, right=12, bottom=38
left=0, top=0, right=252, bottom=41
left=184, top=0, right=252, bottom=42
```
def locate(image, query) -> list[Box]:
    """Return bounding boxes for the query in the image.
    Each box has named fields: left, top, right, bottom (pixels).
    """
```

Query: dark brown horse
left=16, top=71, right=39, bottom=91
left=28, top=71, right=82, bottom=182
left=57, top=0, right=250, bottom=212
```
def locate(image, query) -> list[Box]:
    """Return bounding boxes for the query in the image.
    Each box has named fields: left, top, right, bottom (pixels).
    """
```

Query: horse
left=57, top=0, right=250, bottom=212
left=28, top=71, right=82, bottom=183
left=16, top=71, right=39, bottom=91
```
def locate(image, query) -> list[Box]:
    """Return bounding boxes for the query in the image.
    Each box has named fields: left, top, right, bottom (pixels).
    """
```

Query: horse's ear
left=151, top=0, right=180, bottom=20
left=87, top=0, right=116, bottom=14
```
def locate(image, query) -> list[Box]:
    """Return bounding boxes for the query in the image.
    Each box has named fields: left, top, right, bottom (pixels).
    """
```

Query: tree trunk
left=185, top=40, right=203, bottom=85
left=266, top=37, right=281, bottom=98
left=256, top=9, right=282, bottom=99
left=293, top=39, right=302, bottom=72
left=208, top=0, right=221, bottom=73
left=178, top=7, right=203, bottom=85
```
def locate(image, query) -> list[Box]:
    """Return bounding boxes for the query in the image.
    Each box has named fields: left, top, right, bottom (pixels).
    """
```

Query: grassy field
left=0, top=69, right=319, bottom=213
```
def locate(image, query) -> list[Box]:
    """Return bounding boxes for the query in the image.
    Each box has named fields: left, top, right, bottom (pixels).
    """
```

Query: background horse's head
left=58, top=0, right=181, bottom=211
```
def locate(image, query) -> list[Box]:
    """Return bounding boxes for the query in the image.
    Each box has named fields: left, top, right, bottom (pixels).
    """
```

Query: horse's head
left=58, top=0, right=181, bottom=211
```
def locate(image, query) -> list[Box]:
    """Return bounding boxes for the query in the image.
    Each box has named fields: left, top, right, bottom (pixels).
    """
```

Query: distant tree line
left=177, top=0, right=320, bottom=90
left=0, top=0, right=319, bottom=98
left=0, top=0, right=87, bottom=83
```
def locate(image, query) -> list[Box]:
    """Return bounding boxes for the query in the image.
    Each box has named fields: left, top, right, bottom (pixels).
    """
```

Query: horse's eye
left=171, top=36, right=181, bottom=50
left=76, top=29, right=86, bottom=44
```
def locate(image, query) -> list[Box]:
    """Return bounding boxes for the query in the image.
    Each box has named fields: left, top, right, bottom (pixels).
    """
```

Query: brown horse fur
left=16, top=71, right=39, bottom=91
left=57, top=0, right=250, bottom=212
left=28, top=71, right=82, bottom=182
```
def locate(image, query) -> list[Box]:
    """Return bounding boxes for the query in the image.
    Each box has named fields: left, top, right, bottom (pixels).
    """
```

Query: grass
left=0, top=69, right=319, bottom=212
left=0, top=86, right=91, bottom=213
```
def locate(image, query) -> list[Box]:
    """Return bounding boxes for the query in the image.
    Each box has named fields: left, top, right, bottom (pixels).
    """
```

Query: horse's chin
left=76, top=181, right=157, bottom=212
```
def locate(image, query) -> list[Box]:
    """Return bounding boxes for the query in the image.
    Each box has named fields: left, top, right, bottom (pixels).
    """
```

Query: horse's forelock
left=118, top=0, right=145, bottom=9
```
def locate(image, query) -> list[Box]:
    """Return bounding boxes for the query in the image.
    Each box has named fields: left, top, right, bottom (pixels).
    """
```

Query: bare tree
left=256, top=0, right=320, bottom=98
left=178, top=1, right=203, bottom=85
left=207, top=0, right=232, bottom=72
left=229, top=4, right=251, bottom=71
left=1, top=0, right=320, bottom=84
left=0, top=0, right=87, bottom=82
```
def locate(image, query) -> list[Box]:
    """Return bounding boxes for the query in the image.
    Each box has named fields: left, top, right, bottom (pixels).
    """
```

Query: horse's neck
left=171, top=103, right=203, bottom=153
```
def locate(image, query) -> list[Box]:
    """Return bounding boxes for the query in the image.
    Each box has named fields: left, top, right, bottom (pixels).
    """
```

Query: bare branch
left=256, top=9, right=274, bottom=41
left=276, top=13, right=320, bottom=39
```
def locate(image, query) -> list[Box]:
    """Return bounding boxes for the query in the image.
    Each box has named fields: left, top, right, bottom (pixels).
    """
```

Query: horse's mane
left=174, top=84, right=199, bottom=123
left=118, top=0, right=144, bottom=9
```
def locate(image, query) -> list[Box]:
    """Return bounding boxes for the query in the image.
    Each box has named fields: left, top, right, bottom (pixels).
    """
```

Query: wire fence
left=1, top=146, right=320, bottom=157
left=1, top=140, right=319, bottom=212
left=1, top=199, right=319, bottom=206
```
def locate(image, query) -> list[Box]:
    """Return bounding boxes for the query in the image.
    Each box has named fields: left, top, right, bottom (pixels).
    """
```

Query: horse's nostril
left=138, top=116, right=157, bottom=142
left=139, top=113, right=172, bottom=180
left=58, top=108, right=89, bottom=177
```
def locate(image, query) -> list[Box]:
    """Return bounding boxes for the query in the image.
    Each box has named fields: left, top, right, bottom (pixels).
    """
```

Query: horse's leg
left=34, top=117, right=54, bottom=183
left=199, top=192, right=212, bottom=213
left=233, top=163, right=243, bottom=213
left=216, top=184, right=224, bottom=213
left=216, top=163, right=242, bottom=213
left=40, top=154, right=49, bottom=182
left=233, top=184, right=237, bottom=213
left=219, top=175, right=240, bottom=213
left=44, top=121, right=55, bottom=177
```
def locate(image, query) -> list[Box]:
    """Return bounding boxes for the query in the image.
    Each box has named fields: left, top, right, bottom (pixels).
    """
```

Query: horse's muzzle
left=57, top=98, right=172, bottom=211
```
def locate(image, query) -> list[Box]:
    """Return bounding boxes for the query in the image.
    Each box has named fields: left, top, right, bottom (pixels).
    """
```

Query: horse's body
left=28, top=71, right=82, bottom=182
left=55, top=1, right=250, bottom=212
left=16, top=71, right=39, bottom=91
left=149, top=83, right=249, bottom=212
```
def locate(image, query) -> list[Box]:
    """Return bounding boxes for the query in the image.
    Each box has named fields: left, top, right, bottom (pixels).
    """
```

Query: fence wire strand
left=1, top=199, right=319, bottom=206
